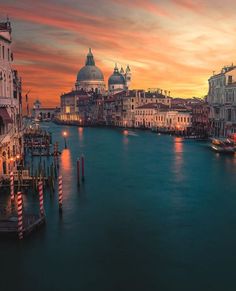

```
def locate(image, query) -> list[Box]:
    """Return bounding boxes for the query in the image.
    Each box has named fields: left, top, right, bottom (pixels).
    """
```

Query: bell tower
left=125, top=65, right=131, bottom=89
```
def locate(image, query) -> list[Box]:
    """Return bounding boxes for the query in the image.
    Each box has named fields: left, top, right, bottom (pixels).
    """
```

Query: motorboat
left=211, top=138, right=236, bottom=154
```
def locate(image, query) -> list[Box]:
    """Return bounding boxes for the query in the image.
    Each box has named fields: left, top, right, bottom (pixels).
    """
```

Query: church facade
left=58, top=49, right=132, bottom=123
left=74, top=48, right=132, bottom=94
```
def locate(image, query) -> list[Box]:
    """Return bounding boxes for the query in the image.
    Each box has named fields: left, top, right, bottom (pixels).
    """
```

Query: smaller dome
left=108, top=65, right=126, bottom=85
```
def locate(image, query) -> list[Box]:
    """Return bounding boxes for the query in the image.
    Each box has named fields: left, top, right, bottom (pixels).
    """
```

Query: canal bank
left=0, top=122, right=236, bottom=291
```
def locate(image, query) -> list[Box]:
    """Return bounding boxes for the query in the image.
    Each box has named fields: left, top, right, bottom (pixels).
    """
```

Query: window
left=227, top=109, right=232, bottom=121
left=228, top=76, right=233, bottom=84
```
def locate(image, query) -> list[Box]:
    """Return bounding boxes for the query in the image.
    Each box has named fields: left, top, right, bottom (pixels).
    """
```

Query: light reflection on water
left=78, top=127, right=84, bottom=141
left=173, top=137, right=184, bottom=182
left=60, top=148, right=73, bottom=202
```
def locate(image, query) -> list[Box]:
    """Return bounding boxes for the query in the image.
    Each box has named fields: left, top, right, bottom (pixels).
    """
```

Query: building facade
left=32, top=99, right=58, bottom=121
left=0, top=20, right=23, bottom=178
left=207, top=65, right=236, bottom=137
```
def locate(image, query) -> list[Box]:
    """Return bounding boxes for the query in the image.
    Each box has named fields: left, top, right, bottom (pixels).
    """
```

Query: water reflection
left=60, top=149, right=73, bottom=202
left=61, top=149, right=72, bottom=174
left=173, top=137, right=184, bottom=182
left=78, top=127, right=84, bottom=141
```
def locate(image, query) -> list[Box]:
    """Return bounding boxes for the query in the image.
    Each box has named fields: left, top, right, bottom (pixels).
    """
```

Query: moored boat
left=210, top=138, right=236, bottom=154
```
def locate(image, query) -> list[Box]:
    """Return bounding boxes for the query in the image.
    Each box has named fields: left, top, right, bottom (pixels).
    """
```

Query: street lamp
left=63, top=131, right=68, bottom=149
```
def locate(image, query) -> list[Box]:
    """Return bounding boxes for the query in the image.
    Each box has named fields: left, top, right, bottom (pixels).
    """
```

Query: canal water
left=1, top=123, right=236, bottom=291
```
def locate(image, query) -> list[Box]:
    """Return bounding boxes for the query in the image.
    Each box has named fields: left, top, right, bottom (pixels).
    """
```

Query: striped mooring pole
left=77, top=159, right=80, bottom=186
left=58, top=175, right=63, bottom=211
left=38, top=180, right=44, bottom=216
left=17, top=191, right=23, bottom=240
left=81, top=155, right=85, bottom=181
left=10, top=171, right=14, bottom=202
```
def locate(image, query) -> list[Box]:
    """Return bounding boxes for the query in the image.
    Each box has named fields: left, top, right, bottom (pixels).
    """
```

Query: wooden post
left=10, top=171, right=14, bottom=202
left=81, top=155, right=85, bottom=181
left=77, top=159, right=80, bottom=186
left=38, top=181, right=44, bottom=216
left=58, top=175, right=63, bottom=211
left=17, top=191, right=23, bottom=240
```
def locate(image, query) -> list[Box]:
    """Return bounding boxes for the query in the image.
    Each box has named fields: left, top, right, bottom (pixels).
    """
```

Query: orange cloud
left=1, top=0, right=235, bottom=107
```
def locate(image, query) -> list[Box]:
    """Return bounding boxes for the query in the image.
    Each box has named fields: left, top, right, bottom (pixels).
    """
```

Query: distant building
left=32, top=99, right=58, bottom=121
left=134, top=103, right=192, bottom=132
left=191, top=102, right=210, bottom=137
left=0, top=19, right=23, bottom=177
left=207, top=65, right=236, bottom=136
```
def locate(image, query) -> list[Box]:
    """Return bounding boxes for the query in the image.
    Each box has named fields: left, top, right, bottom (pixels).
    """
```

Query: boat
left=210, top=138, right=236, bottom=154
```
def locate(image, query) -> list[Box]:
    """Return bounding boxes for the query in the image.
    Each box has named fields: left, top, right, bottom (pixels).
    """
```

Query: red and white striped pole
left=81, top=155, right=85, bottom=181
left=58, top=175, right=63, bottom=211
left=38, top=180, right=44, bottom=216
left=10, top=171, right=14, bottom=202
left=17, top=191, right=23, bottom=240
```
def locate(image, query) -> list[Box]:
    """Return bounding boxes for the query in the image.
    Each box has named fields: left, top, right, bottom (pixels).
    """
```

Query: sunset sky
left=1, top=0, right=236, bottom=106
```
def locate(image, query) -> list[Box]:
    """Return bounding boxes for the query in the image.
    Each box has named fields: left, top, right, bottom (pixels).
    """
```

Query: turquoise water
left=1, top=123, right=236, bottom=291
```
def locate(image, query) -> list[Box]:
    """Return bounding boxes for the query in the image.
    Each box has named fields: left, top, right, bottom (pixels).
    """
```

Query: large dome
left=108, top=65, right=125, bottom=85
left=76, top=48, right=104, bottom=82
left=77, top=66, right=104, bottom=82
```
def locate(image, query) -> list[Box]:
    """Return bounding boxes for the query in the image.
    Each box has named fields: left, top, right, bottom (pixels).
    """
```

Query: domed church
left=75, top=48, right=105, bottom=93
left=108, top=64, right=131, bottom=94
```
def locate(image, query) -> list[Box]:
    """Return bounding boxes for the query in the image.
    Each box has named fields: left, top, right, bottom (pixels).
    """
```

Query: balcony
left=0, top=96, right=11, bottom=106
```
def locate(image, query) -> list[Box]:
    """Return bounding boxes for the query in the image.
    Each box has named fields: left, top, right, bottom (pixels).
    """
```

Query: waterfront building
left=135, top=103, right=159, bottom=128
left=103, top=89, right=173, bottom=128
left=0, top=19, right=23, bottom=177
left=191, top=101, right=210, bottom=137
left=134, top=102, right=192, bottom=133
left=155, top=109, right=192, bottom=133
left=32, top=99, right=58, bottom=121
left=207, top=65, right=236, bottom=137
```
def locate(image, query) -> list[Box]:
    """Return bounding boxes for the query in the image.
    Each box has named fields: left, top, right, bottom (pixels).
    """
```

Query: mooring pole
left=10, top=171, right=14, bottom=203
left=17, top=191, right=23, bottom=240
left=38, top=180, right=44, bottom=217
left=77, top=159, right=80, bottom=186
left=58, top=175, right=63, bottom=211
left=81, top=155, right=85, bottom=182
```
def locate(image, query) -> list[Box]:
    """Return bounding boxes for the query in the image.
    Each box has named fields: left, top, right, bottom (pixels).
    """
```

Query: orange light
left=16, top=154, right=20, bottom=160
left=10, top=157, right=14, bottom=162
left=123, top=130, right=128, bottom=136
left=63, top=131, right=67, bottom=137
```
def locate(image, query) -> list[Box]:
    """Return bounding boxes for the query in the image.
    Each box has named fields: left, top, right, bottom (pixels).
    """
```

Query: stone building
left=32, top=99, right=57, bottom=121
left=207, top=65, right=236, bottom=137
left=191, top=102, right=210, bottom=137
left=0, top=19, right=23, bottom=177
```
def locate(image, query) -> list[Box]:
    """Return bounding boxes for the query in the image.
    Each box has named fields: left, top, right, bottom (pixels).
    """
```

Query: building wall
left=207, top=66, right=236, bottom=137
left=76, top=80, right=105, bottom=94
left=0, top=21, right=22, bottom=177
